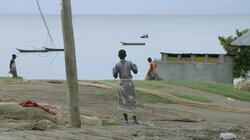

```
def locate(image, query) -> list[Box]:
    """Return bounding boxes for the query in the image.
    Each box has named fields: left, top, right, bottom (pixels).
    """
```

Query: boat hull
left=120, top=42, right=145, bottom=45
left=17, top=49, right=48, bottom=53
left=44, top=47, right=64, bottom=51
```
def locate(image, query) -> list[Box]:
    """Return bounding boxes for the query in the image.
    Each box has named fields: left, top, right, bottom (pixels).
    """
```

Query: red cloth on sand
left=19, top=100, right=56, bottom=115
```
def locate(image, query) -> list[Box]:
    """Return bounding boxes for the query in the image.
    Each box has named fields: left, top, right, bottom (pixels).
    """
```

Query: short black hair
left=148, top=57, right=152, bottom=62
left=12, top=54, right=17, bottom=58
left=118, top=49, right=126, bottom=59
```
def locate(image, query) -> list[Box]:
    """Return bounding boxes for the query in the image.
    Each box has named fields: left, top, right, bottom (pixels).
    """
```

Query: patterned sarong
left=117, top=79, right=137, bottom=114
left=148, top=71, right=158, bottom=81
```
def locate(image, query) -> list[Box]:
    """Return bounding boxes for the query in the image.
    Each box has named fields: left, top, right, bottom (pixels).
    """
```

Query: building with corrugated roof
left=156, top=52, right=233, bottom=84
left=232, top=30, right=250, bottom=46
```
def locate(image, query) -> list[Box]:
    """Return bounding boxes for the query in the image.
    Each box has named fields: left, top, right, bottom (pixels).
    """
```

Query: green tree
left=218, top=29, right=250, bottom=78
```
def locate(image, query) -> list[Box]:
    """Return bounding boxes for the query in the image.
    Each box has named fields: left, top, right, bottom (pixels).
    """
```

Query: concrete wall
left=156, top=56, right=233, bottom=84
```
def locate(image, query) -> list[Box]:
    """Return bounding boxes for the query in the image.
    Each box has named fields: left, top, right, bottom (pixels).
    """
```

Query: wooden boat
left=120, top=42, right=145, bottom=45
left=140, top=34, right=149, bottom=38
left=44, top=47, right=64, bottom=51
left=17, top=48, right=48, bottom=53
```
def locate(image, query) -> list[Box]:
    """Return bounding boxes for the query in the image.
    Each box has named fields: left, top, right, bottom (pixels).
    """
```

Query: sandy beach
left=0, top=79, right=249, bottom=140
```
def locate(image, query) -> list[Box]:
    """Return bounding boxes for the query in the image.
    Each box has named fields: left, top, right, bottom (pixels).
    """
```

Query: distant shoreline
left=1, top=13, right=250, bottom=17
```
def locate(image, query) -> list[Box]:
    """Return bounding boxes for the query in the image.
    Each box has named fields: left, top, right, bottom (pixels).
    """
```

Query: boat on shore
left=17, top=49, right=48, bottom=53
left=44, top=47, right=64, bottom=51
left=120, top=42, right=145, bottom=45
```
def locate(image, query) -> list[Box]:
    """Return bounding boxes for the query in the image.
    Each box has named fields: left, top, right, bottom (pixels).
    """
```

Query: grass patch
left=111, top=90, right=171, bottom=104
left=102, top=80, right=117, bottom=84
left=134, top=80, right=169, bottom=89
left=100, top=116, right=119, bottom=126
left=171, top=92, right=212, bottom=103
left=137, top=91, right=172, bottom=104
left=103, top=80, right=169, bottom=89
left=0, top=77, right=23, bottom=82
left=167, top=80, right=250, bottom=102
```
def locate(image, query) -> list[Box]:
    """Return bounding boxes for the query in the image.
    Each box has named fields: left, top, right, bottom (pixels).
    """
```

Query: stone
left=81, top=115, right=102, bottom=126
left=219, top=132, right=236, bottom=140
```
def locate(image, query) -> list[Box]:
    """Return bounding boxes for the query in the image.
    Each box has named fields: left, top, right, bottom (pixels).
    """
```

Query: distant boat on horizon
left=120, top=42, right=146, bottom=46
left=140, top=34, right=149, bottom=38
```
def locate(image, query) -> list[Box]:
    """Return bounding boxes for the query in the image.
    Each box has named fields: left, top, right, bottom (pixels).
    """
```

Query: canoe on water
left=140, top=34, right=149, bottom=38
left=17, top=49, right=48, bottom=53
left=120, top=42, right=146, bottom=45
left=44, top=47, right=64, bottom=51
left=17, top=48, right=64, bottom=53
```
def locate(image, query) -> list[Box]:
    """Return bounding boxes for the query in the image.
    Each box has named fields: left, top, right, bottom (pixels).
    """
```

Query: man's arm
left=147, top=63, right=153, bottom=76
left=113, top=64, right=118, bottom=78
left=9, top=60, right=14, bottom=69
left=131, top=63, right=138, bottom=74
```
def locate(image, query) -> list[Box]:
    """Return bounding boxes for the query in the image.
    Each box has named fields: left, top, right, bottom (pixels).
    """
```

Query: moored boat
left=140, top=34, right=149, bottom=38
left=44, top=47, right=64, bottom=51
left=120, top=42, right=145, bottom=45
left=17, top=49, right=48, bottom=53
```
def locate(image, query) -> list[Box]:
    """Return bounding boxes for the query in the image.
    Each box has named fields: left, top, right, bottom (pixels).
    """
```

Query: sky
left=0, top=0, right=250, bottom=15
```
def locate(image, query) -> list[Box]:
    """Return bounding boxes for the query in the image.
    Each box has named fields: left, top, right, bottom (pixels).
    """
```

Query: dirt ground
left=0, top=80, right=250, bottom=140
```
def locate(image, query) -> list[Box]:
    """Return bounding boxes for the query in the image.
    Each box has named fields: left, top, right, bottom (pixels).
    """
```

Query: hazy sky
left=0, top=0, right=250, bottom=15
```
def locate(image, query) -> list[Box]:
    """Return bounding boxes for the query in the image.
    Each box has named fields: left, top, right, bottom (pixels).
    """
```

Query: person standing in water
left=113, top=49, right=139, bottom=124
left=147, top=57, right=158, bottom=81
left=9, top=54, right=17, bottom=77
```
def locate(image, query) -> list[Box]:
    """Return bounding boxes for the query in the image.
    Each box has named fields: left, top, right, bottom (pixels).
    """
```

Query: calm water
left=1, top=14, right=250, bottom=80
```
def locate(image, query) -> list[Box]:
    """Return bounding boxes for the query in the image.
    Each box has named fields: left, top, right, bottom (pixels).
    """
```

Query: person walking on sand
left=9, top=54, right=17, bottom=77
left=147, top=57, right=158, bottom=81
left=113, top=49, right=139, bottom=124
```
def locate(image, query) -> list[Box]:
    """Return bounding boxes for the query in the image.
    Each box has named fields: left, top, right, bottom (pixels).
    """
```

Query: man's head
left=147, top=57, right=152, bottom=63
left=12, top=54, right=17, bottom=59
left=118, top=49, right=126, bottom=60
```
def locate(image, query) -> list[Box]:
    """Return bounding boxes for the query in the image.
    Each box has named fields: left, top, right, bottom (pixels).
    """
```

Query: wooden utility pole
left=61, top=0, right=81, bottom=128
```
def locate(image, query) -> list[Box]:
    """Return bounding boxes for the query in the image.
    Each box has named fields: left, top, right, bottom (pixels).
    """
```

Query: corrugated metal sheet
left=231, top=30, right=250, bottom=46
left=160, top=52, right=225, bottom=56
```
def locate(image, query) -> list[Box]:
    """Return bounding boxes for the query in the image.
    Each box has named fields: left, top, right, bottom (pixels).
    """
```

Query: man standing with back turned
left=113, top=49, right=139, bottom=124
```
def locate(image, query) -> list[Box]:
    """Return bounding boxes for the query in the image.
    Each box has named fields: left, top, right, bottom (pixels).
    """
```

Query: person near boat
left=9, top=54, right=17, bottom=77
left=112, top=49, right=139, bottom=124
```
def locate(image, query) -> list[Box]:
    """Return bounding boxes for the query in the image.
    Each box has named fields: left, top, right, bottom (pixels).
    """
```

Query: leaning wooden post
left=61, top=0, right=81, bottom=128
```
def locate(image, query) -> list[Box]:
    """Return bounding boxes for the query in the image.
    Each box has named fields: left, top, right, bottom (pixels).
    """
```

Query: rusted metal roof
left=160, top=52, right=225, bottom=57
left=232, top=30, right=250, bottom=46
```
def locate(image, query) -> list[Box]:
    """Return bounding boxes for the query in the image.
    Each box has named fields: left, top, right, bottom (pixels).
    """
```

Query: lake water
left=1, top=14, right=250, bottom=80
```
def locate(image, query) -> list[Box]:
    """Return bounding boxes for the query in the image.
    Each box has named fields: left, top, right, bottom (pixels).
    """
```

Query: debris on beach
left=227, top=97, right=235, bottom=102
left=219, top=132, right=237, bottom=140
left=19, top=100, right=56, bottom=115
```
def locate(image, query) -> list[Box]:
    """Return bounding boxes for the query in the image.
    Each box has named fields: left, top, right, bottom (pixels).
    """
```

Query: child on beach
left=112, top=49, right=139, bottom=124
